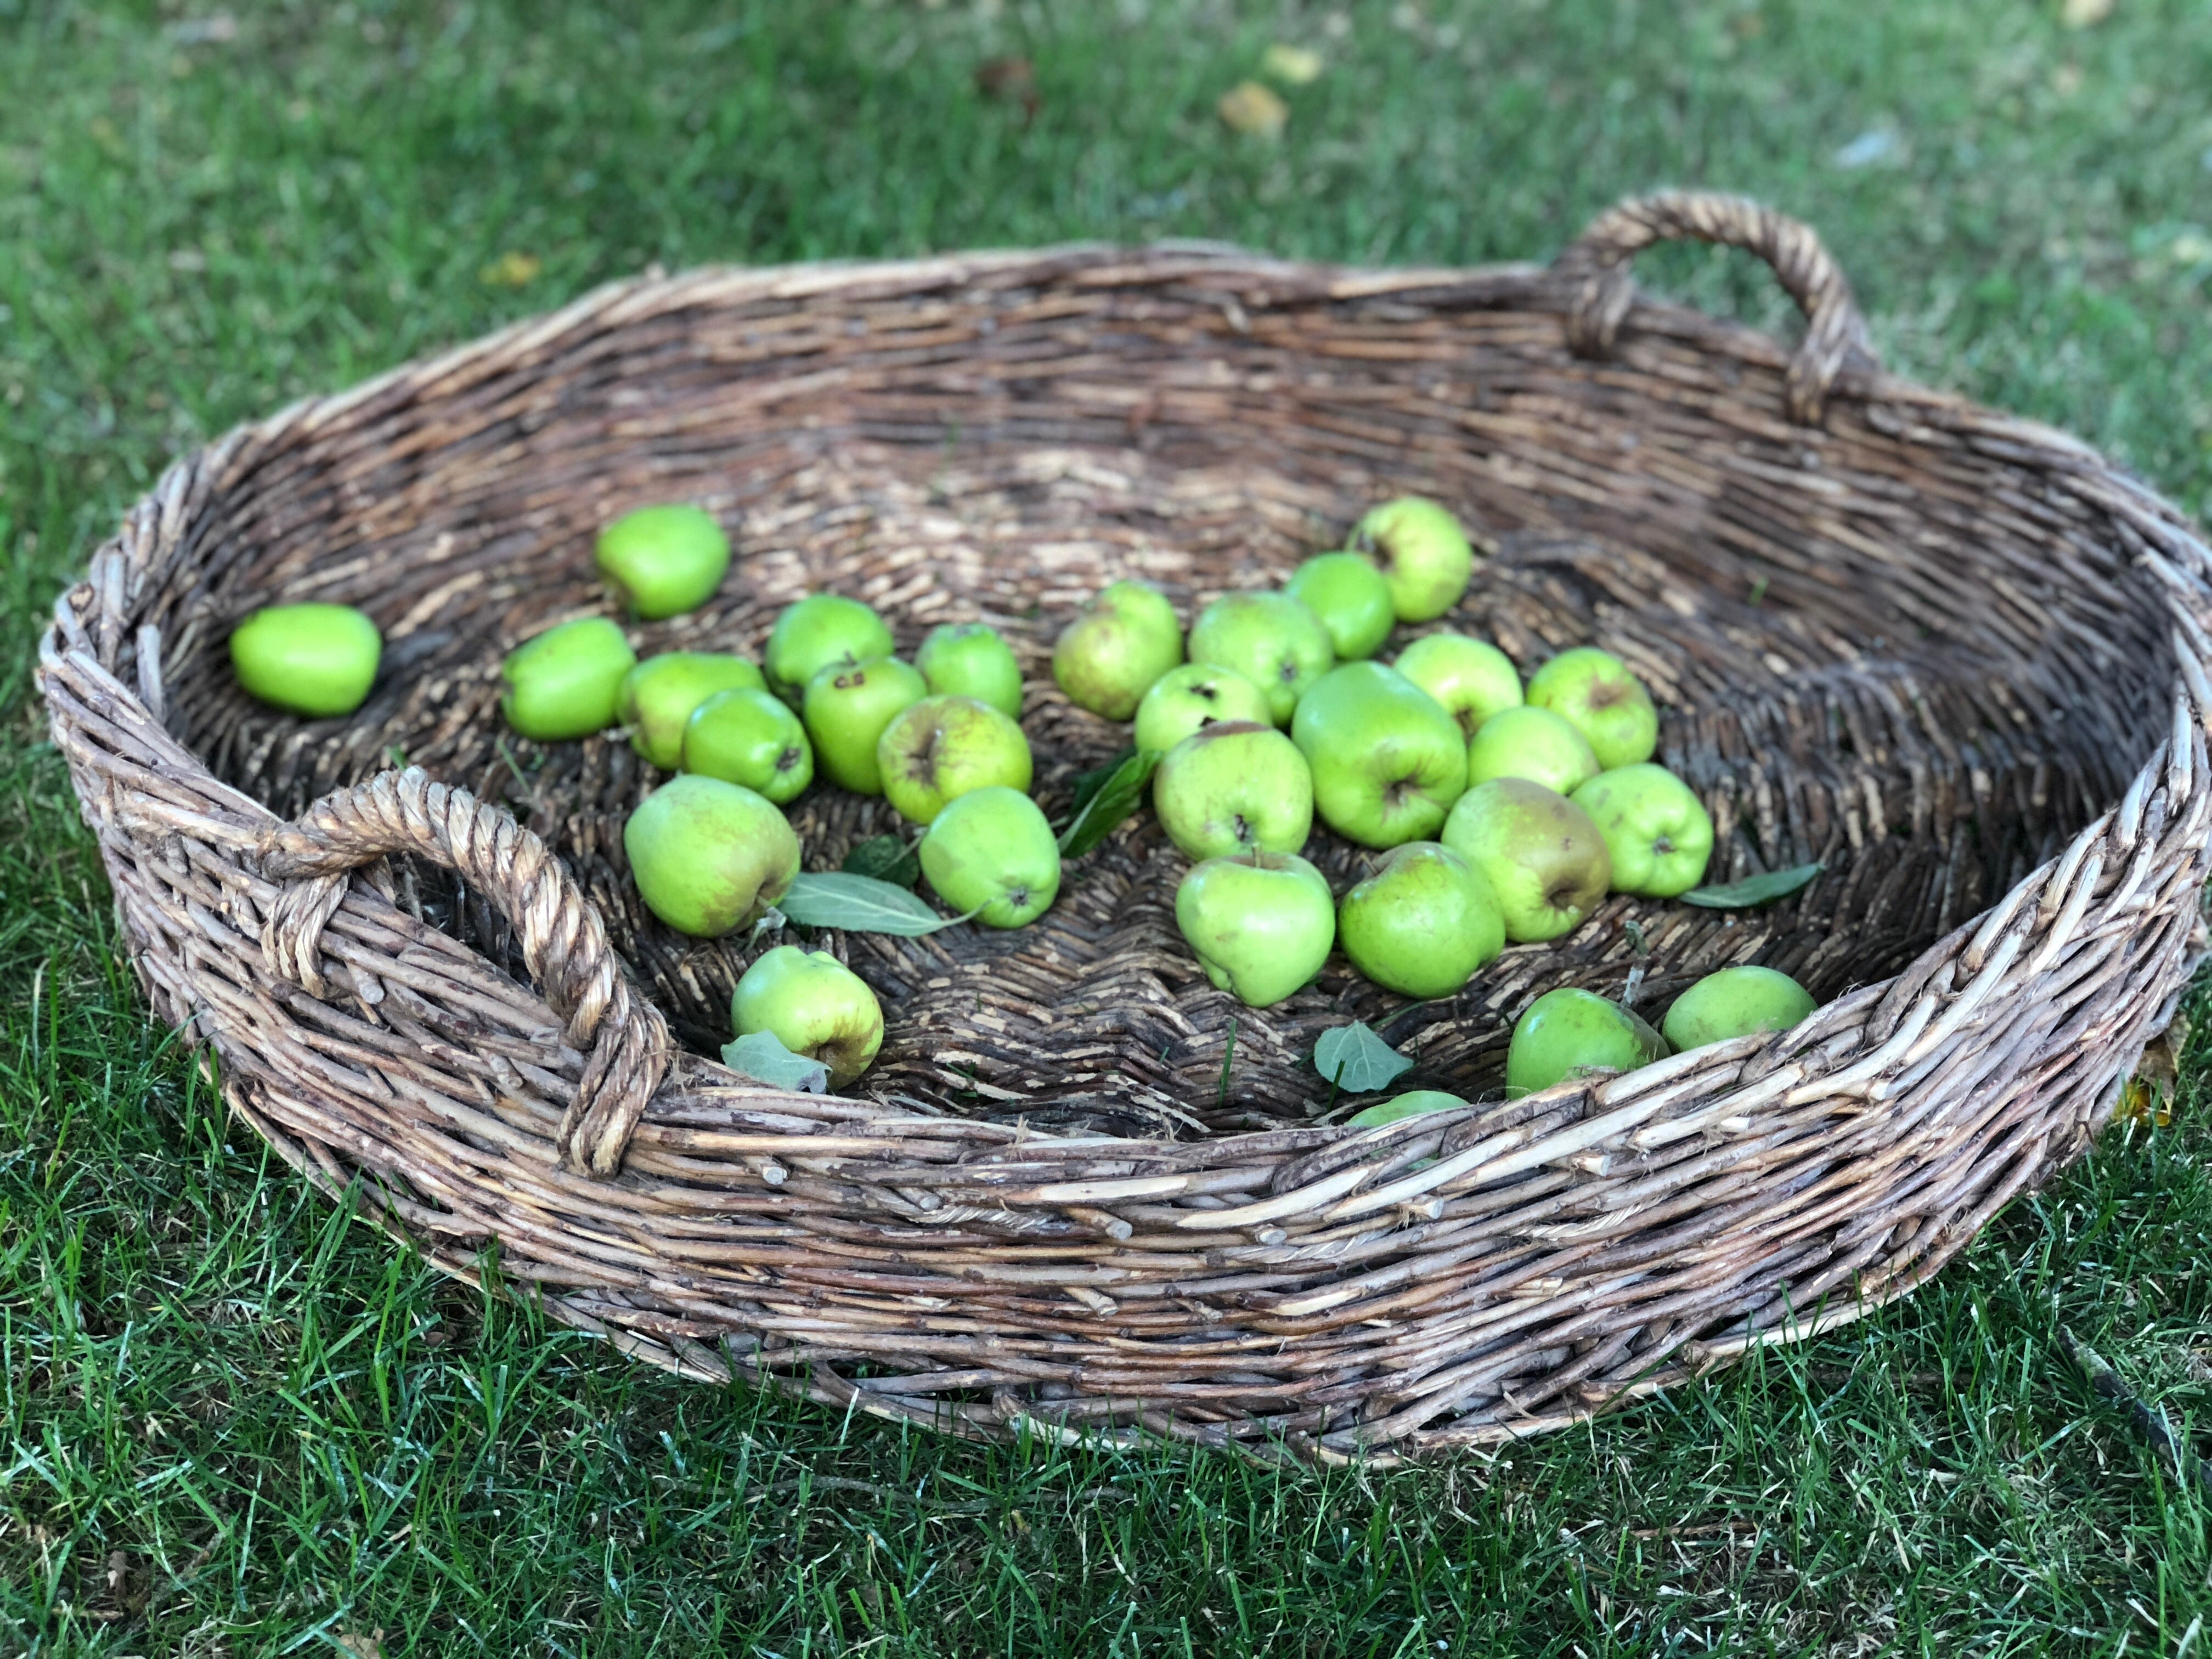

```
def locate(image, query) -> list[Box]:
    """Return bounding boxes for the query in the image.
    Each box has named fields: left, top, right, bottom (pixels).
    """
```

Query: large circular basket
left=37, top=193, right=2212, bottom=1462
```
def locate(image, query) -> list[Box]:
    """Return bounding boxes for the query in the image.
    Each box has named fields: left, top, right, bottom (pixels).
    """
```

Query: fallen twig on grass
left=2059, top=1327, right=2212, bottom=1499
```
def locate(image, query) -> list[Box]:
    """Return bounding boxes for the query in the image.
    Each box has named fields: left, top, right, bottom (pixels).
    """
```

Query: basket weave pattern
left=37, top=194, right=2212, bottom=1459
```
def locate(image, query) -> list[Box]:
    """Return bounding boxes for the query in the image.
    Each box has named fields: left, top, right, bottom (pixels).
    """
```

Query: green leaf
left=720, top=1030, right=830, bottom=1094
left=1068, top=749, right=1137, bottom=821
left=1057, top=748, right=1161, bottom=859
left=1680, top=862, right=1825, bottom=910
left=1312, top=1021, right=1415, bottom=1094
left=841, top=833, right=920, bottom=889
left=776, top=872, right=970, bottom=935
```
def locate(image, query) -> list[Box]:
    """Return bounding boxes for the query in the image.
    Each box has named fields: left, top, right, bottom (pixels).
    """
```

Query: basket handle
left=257, top=766, right=670, bottom=1177
left=1553, top=190, right=1876, bottom=425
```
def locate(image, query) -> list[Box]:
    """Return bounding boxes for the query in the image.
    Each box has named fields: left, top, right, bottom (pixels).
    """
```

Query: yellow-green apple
left=1346, top=1090, right=1467, bottom=1128
left=1133, top=662, right=1273, bottom=755
left=1662, top=966, right=1817, bottom=1053
left=1337, top=842, right=1505, bottom=997
left=1466, top=705, right=1600, bottom=796
left=1187, top=591, right=1334, bottom=725
left=1173, top=850, right=1335, bottom=1008
left=916, top=622, right=1024, bottom=719
left=623, top=774, right=800, bottom=937
left=230, top=603, right=381, bottom=718
left=1051, top=580, right=1183, bottom=719
left=919, top=786, right=1061, bottom=927
left=802, top=656, right=927, bottom=794
left=729, top=945, right=883, bottom=1087
left=1393, top=633, right=1521, bottom=741
left=618, top=652, right=767, bottom=769
left=1350, top=497, right=1475, bottom=622
left=1152, top=721, right=1314, bottom=860
left=1506, top=988, right=1670, bottom=1096
left=876, top=694, right=1034, bottom=825
left=595, top=503, right=730, bottom=619
left=1526, top=646, right=1658, bottom=768
left=1286, top=552, right=1395, bottom=660
left=500, top=616, right=637, bottom=740
left=682, top=686, right=814, bottom=803
left=1291, top=662, right=1468, bottom=847
left=1570, top=764, right=1714, bottom=898
left=764, top=594, right=895, bottom=704
left=1440, top=778, right=1612, bottom=942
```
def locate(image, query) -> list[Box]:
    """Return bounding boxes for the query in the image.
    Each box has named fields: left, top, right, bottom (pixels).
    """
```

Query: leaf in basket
left=720, top=1030, right=829, bottom=1095
left=1680, top=862, right=1824, bottom=910
left=842, top=833, right=921, bottom=889
left=1313, top=1021, right=1414, bottom=1094
left=777, top=872, right=970, bottom=935
left=1058, top=748, right=1160, bottom=859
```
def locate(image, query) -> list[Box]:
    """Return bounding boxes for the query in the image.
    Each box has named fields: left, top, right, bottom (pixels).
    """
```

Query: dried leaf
left=479, top=251, right=542, bottom=289
left=777, top=872, right=971, bottom=935
left=720, top=1031, right=830, bottom=1094
left=1680, top=862, right=1824, bottom=910
left=842, top=833, right=921, bottom=889
left=2118, top=1013, right=2188, bottom=1127
left=1217, top=80, right=1289, bottom=139
left=1313, top=1022, right=1415, bottom=1094
left=976, top=56, right=1039, bottom=121
left=1260, top=43, right=1324, bottom=86
left=335, top=1632, right=386, bottom=1659
left=1058, top=748, right=1160, bottom=859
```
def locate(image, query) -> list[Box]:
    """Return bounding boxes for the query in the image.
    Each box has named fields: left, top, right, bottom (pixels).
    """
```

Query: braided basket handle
left=1553, top=190, right=1877, bottom=425
left=257, top=767, right=670, bottom=1177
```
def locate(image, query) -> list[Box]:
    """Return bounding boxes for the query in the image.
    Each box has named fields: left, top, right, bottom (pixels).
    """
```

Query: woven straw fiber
left=36, top=192, right=2212, bottom=1462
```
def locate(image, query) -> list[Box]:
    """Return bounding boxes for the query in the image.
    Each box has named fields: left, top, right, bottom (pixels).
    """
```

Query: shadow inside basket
left=165, top=421, right=2174, bottom=1142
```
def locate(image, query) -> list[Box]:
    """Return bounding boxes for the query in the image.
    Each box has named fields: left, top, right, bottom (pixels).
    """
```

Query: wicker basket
left=37, top=192, right=2212, bottom=1462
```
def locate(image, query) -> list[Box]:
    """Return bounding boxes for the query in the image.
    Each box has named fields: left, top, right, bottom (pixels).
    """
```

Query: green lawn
left=7, top=1, right=2212, bottom=1652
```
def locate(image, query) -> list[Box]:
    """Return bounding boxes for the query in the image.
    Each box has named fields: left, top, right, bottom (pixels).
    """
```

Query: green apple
left=682, top=686, right=814, bottom=804
left=623, top=774, right=800, bottom=938
left=1152, top=721, right=1314, bottom=860
left=1186, top=591, right=1334, bottom=726
left=1526, top=647, right=1658, bottom=769
left=916, top=622, right=1025, bottom=719
left=1132, top=662, right=1274, bottom=755
left=1346, top=1090, right=1467, bottom=1128
left=876, top=694, right=1034, bottom=826
left=1285, top=552, right=1395, bottom=661
left=500, top=616, right=637, bottom=740
left=229, top=602, right=381, bottom=718
left=618, top=652, right=767, bottom=769
left=1350, top=497, right=1475, bottom=623
left=1570, top=764, right=1714, bottom=898
left=1291, top=662, right=1468, bottom=848
left=1338, top=842, right=1504, bottom=998
left=1506, top=988, right=1671, bottom=1096
left=1173, top=850, right=1335, bottom=1008
left=919, top=786, right=1061, bottom=927
left=595, top=503, right=730, bottom=620
left=764, top=594, right=895, bottom=703
left=1051, top=580, right=1184, bottom=720
left=1440, top=778, right=1612, bottom=943
left=1662, top=966, right=1817, bottom=1054
left=1393, top=633, right=1522, bottom=742
left=1466, top=705, right=1601, bottom=796
left=802, top=655, right=928, bottom=794
left=729, top=945, right=884, bottom=1088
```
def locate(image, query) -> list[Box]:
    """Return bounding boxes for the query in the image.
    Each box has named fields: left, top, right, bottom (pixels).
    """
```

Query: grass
left=5, top=0, right=2212, bottom=1651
